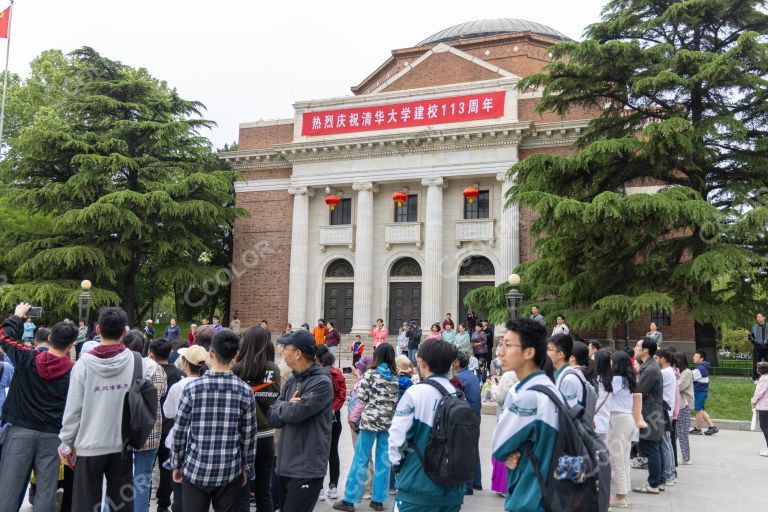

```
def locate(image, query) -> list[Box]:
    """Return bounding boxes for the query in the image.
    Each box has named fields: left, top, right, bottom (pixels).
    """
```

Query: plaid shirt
left=172, top=371, right=257, bottom=487
left=140, top=362, right=167, bottom=452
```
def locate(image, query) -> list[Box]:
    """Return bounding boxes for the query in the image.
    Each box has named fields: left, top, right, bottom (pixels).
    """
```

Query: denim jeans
left=329, top=346, right=338, bottom=364
left=343, top=430, right=390, bottom=504
left=661, top=431, right=675, bottom=480
left=639, top=439, right=664, bottom=488
left=133, top=448, right=159, bottom=512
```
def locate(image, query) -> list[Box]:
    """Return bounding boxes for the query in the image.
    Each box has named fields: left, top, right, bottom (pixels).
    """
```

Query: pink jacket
left=426, top=332, right=441, bottom=341
left=371, top=327, right=388, bottom=348
left=752, top=375, right=768, bottom=411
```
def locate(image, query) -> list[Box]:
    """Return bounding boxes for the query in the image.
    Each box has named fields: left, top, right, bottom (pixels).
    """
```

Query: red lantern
left=463, top=186, right=480, bottom=204
left=392, top=191, right=408, bottom=207
left=325, top=193, right=340, bottom=211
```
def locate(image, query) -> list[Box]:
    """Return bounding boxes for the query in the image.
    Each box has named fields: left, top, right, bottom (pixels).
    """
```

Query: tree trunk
left=694, top=320, right=719, bottom=366
left=122, top=254, right=141, bottom=327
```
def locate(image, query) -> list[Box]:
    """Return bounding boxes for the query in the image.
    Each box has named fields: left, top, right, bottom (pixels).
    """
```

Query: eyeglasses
left=499, top=344, right=523, bottom=351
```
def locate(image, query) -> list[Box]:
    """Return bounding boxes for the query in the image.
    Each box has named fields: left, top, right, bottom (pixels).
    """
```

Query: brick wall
left=518, top=98, right=602, bottom=123
left=382, top=51, right=502, bottom=92
left=230, top=186, right=293, bottom=331
left=240, top=168, right=291, bottom=181
left=239, top=123, right=294, bottom=151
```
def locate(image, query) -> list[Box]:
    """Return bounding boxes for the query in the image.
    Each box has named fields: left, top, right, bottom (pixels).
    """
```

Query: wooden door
left=458, top=281, right=495, bottom=326
left=389, top=282, right=421, bottom=333
left=324, top=283, right=354, bottom=333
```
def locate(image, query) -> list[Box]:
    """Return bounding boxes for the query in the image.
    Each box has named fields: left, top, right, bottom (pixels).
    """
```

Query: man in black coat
left=633, top=337, right=666, bottom=494
left=405, top=321, right=422, bottom=367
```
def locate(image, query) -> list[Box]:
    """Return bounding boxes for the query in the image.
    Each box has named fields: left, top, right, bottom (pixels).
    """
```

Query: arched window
left=325, top=259, right=354, bottom=278
left=459, top=256, right=495, bottom=277
left=390, top=257, right=422, bottom=278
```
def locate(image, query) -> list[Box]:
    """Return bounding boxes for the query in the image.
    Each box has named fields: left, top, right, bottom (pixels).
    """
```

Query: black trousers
left=754, top=345, right=768, bottom=381
left=278, top=476, right=323, bottom=512
left=156, top=429, right=173, bottom=509
left=240, top=436, right=275, bottom=512
left=759, top=410, right=768, bottom=448
left=183, top=475, right=244, bottom=512
left=329, top=410, right=342, bottom=487
left=73, top=452, right=133, bottom=512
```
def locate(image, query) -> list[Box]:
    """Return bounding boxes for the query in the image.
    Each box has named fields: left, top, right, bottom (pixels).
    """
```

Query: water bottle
left=59, top=443, right=76, bottom=468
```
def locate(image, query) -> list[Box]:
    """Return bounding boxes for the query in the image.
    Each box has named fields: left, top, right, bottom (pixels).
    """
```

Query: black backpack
left=122, top=352, right=158, bottom=455
left=523, top=384, right=610, bottom=512
left=412, top=378, right=480, bottom=487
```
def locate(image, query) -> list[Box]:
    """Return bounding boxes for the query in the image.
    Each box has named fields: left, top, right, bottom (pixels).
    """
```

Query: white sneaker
left=317, top=489, right=325, bottom=501
left=363, top=492, right=372, bottom=500
left=327, top=486, right=338, bottom=499
left=760, top=449, right=768, bottom=457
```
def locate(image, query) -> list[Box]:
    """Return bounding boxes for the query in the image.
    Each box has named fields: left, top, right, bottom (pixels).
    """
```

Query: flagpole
left=0, top=0, right=14, bottom=152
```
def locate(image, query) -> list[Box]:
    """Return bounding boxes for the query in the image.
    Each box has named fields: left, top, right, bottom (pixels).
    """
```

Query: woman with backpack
left=315, top=344, right=347, bottom=501
left=232, top=327, right=281, bottom=512
left=608, top=350, right=637, bottom=509
left=334, top=344, right=399, bottom=512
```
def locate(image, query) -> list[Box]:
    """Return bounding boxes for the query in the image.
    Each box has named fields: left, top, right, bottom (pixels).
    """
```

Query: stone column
left=351, top=181, right=376, bottom=333
left=422, top=177, right=444, bottom=329
left=497, top=171, right=519, bottom=282
left=287, top=185, right=312, bottom=327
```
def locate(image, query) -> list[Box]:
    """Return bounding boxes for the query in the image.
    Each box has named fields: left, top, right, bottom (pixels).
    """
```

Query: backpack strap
left=132, top=351, right=143, bottom=381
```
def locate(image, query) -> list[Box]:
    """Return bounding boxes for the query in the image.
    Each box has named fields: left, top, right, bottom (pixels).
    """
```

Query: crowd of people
left=0, top=302, right=766, bottom=512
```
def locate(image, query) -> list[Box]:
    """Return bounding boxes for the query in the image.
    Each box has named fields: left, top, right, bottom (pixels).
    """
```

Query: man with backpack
left=59, top=307, right=137, bottom=511
left=388, top=338, right=473, bottom=512
left=0, top=303, right=77, bottom=512
left=549, top=335, right=597, bottom=424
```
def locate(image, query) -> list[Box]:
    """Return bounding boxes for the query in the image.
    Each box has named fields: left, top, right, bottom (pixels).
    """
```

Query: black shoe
left=473, top=484, right=483, bottom=491
left=370, top=502, right=384, bottom=511
left=704, top=426, right=719, bottom=436
left=333, top=501, right=355, bottom=512
left=465, top=488, right=474, bottom=495
left=689, top=428, right=703, bottom=435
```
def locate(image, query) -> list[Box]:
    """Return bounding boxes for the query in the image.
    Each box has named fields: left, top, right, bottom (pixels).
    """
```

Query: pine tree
left=503, top=0, right=768, bottom=360
left=0, top=48, right=245, bottom=324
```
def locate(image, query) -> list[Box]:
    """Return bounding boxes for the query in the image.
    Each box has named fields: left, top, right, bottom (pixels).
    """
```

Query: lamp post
left=505, top=273, right=523, bottom=320
left=78, top=279, right=93, bottom=325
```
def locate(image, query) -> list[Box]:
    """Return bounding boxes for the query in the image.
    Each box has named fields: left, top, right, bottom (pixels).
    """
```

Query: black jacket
left=636, top=357, right=664, bottom=441
left=406, top=327, right=422, bottom=351
left=268, top=362, right=332, bottom=479
left=160, top=362, right=183, bottom=433
left=0, top=315, right=74, bottom=434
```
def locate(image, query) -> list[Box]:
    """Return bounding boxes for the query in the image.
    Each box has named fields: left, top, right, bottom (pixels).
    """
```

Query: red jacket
left=329, top=365, right=347, bottom=412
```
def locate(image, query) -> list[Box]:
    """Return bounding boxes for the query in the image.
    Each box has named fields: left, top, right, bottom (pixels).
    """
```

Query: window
left=394, top=194, right=418, bottom=223
left=330, top=198, right=352, bottom=225
left=651, top=309, right=671, bottom=327
left=464, top=190, right=490, bottom=219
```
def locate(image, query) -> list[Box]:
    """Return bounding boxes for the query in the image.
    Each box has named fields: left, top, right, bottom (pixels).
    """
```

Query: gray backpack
left=562, top=367, right=597, bottom=426
left=121, top=352, right=158, bottom=455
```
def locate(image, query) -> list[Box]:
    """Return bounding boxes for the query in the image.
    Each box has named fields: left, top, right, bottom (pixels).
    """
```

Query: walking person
left=315, top=345, right=346, bottom=501
left=334, top=344, right=399, bottom=512
left=268, top=330, right=333, bottom=511
left=674, top=352, right=693, bottom=464
left=388, top=339, right=466, bottom=512
left=163, top=345, right=210, bottom=512
left=347, top=356, right=374, bottom=500
left=371, top=319, right=388, bottom=349
left=59, top=307, right=136, bottom=512
left=326, top=321, right=341, bottom=362
left=0, top=304, right=78, bottom=512
left=232, top=326, right=281, bottom=512
left=608, top=351, right=637, bottom=508
left=689, top=351, right=718, bottom=435
left=632, top=337, right=666, bottom=495
left=123, top=330, right=168, bottom=512
left=172, top=329, right=257, bottom=511
left=750, top=313, right=768, bottom=382
left=751, top=361, right=768, bottom=456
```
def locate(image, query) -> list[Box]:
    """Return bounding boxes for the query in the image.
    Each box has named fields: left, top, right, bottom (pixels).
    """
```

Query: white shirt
left=661, top=367, right=675, bottom=409
left=80, top=340, right=99, bottom=355
left=594, top=377, right=612, bottom=435
left=551, top=324, right=570, bottom=336
left=163, top=376, right=199, bottom=449
left=610, top=376, right=633, bottom=414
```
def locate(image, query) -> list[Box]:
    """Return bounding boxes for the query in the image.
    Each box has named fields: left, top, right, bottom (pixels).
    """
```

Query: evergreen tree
left=504, top=0, right=768, bottom=360
left=0, top=47, right=245, bottom=324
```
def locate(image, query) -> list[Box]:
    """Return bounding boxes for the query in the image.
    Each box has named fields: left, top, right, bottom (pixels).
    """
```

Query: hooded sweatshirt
left=59, top=343, right=152, bottom=456
left=693, top=361, right=711, bottom=394
left=0, top=315, right=74, bottom=434
left=358, top=363, right=398, bottom=431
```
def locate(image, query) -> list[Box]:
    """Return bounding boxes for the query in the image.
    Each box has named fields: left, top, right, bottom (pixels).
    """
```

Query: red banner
left=301, top=91, right=506, bottom=136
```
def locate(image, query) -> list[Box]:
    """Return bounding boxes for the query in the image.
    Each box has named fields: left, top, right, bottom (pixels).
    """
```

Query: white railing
left=384, top=222, right=423, bottom=250
left=455, top=219, right=495, bottom=247
left=319, top=225, right=355, bottom=251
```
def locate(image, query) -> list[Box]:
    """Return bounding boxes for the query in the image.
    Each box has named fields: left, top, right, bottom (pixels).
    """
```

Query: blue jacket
left=0, top=360, right=14, bottom=416
left=457, top=368, right=481, bottom=416
left=693, top=361, right=710, bottom=393
left=164, top=325, right=181, bottom=340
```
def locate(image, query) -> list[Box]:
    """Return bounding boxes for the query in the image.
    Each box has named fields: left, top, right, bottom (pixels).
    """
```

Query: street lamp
left=78, top=279, right=93, bottom=325
left=505, top=273, right=523, bottom=320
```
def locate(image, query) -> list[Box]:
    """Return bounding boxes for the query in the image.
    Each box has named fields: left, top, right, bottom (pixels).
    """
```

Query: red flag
left=0, top=7, right=10, bottom=39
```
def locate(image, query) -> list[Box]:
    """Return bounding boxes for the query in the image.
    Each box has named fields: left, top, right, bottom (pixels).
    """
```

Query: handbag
left=751, top=409, right=758, bottom=431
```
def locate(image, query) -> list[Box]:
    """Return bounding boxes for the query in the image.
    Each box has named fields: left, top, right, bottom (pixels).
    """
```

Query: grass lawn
left=704, top=376, right=756, bottom=421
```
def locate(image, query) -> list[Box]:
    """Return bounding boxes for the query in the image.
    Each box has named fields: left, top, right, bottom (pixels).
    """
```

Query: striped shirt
left=172, top=371, right=257, bottom=487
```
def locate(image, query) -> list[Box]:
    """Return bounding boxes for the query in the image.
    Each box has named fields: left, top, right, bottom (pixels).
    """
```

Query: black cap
left=281, top=329, right=316, bottom=357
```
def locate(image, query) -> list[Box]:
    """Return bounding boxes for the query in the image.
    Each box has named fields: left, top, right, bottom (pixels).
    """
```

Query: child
left=395, top=355, right=415, bottom=400
left=690, top=350, right=718, bottom=436
left=351, top=335, right=364, bottom=366
left=751, top=361, right=768, bottom=456
left=475, top=358, right=489, bottom=384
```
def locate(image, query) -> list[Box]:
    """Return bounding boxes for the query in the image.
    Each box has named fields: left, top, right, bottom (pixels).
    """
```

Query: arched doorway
left=324, top=259, right=354, bottom=333
left=458, top=256, right=495, bottom=325
left=388, top=257, right=422, bottom=333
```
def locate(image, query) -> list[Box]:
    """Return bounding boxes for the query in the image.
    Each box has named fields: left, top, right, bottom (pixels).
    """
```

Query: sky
left=7, top=0, right=607, bottom=149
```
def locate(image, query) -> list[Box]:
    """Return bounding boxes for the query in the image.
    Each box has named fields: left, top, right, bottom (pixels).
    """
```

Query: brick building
left=221, top=18, right=695, bottom=344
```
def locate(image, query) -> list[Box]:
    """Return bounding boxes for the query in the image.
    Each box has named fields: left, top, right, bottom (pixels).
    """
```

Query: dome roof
left=418, top=18, right=570, bottom=46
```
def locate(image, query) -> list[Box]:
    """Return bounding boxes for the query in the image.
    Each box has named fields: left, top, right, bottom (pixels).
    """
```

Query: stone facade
left=223, top=22, right=696, bottom=343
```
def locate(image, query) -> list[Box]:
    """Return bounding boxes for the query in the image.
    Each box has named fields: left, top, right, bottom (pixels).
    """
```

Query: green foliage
left=0, top=47, right=245, bottom=322
left=502, top=0, right=768, bottom=353
left=462, top=283, right=510, bottom=325
left=720, top=328, right=752, bottom=355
